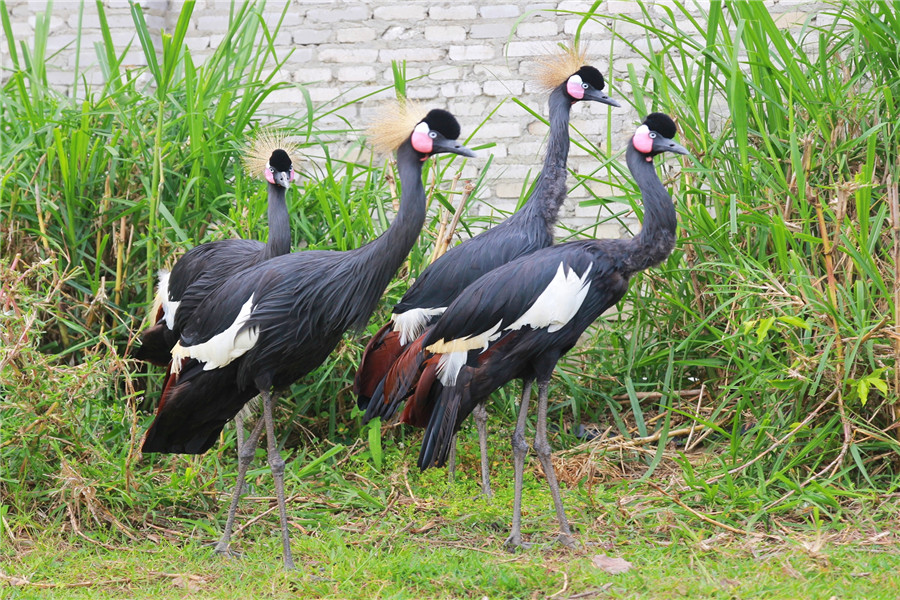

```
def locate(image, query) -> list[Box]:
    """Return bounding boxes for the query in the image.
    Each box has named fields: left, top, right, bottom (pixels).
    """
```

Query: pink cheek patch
left=633, top=125, right=653, bottom=154
left=411, top=130, right=433, bottom=154
left=265, top=169, right=276, bottom=184
left=289, top=169, right=297, bottom=182
left=566, top=80, right=584, bottom=100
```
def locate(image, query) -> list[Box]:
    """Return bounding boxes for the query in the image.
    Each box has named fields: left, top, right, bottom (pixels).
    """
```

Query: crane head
left=633, top=113, right=689, bottom=157
left=410, top=109, right=477, bottom=158
left=565, top=66, right=620, bottom=107
left=265, top=149, right=296, bottom=189
left=244, top=130, right=300, bottom=188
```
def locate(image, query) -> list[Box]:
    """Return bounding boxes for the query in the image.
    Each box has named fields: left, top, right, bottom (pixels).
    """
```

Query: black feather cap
left=643, top=113, right=677, bottom=139
left=575, top=65, right=605, bottom=91
left=269, top=149, right=292, bottom=172
left=421, top=109, right=461, bottom=141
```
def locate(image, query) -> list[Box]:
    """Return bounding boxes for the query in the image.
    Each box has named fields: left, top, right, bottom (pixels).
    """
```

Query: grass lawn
left=4, top=433, right=898, bottom=599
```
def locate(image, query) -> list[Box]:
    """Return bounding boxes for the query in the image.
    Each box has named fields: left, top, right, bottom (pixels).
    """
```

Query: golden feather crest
left=242, top=129, right=300, bottom=179
left=535, top=44, right=590, bottom=91
left=367, top=98, right=429, bottom=155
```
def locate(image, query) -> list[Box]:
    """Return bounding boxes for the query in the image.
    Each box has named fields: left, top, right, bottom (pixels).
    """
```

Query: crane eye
left=429, top=131, right=437, bottom=139
left=648, top=132, right=657, bottom=139
left=581, top=82, right=589, bottom=89
left=270, top=166, right=277, bottom=172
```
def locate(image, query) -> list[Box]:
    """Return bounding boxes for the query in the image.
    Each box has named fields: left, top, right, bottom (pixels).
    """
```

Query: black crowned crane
left=356, top=46, right=619, bottom=497
left=391, top=114, right=687, bottom=549
left=140, top=103, right=476, bottom=570
left=132, top=133, right=299, bottom=366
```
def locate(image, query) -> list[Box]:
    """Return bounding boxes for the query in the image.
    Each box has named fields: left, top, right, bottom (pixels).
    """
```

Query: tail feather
left=418, top=368, right=470, bottom=470
left=399, top=356, right=441, bottom=428
left=354, top=322, right=403, bottom=409
left=141, top=360, right=257, bottom=455
left=362, top=332, right=427, bottom=424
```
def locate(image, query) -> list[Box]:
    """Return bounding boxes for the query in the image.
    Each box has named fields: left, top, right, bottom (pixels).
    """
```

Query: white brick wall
left=2, top=0, right=825, bottom=237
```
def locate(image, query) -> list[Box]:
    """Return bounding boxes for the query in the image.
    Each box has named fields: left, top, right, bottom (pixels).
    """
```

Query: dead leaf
left=591, top=554, right=633, bottom=574
left=411, top=520, right=439, bottom=534
left=170, top=575, right=203, bottom=592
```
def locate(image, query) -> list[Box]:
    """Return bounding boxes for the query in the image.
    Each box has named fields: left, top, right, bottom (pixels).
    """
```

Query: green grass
left=4, top=439, right=900, bottom=599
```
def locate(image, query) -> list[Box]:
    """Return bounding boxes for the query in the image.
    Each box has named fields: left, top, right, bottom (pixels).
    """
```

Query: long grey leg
left=262, top=390, right=295, bottom=570
left=533, top=379, right=576, bottom=548
left=472, top=402, right=492, bottom=499
left=504, top=379, right=533, bottom=551
left=215, top=407, right=265, bottom=558
left=447, top=433, right=457, bottom=485
left=235, top=411, right=245, bottom=455
left=234, top=411, right=245, bottom=494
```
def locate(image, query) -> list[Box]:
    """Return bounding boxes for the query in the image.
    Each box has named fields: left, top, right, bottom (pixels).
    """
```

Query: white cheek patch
left=410, top=121, right=433, bottom=154
left=506, top=262, right=592, bottom=333
left=392, top=307, right=446, bottom=345
left=633, top=124, right=653, bottom=153
left=566, top=74, right=585, bottom=100
left=170, top=295, right=260, bottom=372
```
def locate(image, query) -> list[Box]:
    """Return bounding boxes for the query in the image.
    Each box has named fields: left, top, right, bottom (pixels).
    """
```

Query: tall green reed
left=551, top=0, right=900, bottom=508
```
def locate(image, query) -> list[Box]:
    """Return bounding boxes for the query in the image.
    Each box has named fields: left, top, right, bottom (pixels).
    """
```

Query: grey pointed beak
left=273, top=170, right=294, bottom=189
left=654, top=137, right=689, bottom=156
left=432, top=137, right=477, bottom=158
left=583, top=87, right=621, bottom=108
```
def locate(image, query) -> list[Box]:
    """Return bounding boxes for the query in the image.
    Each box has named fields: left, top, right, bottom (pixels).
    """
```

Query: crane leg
left=215, top=408, right=265, bottom=558
left=234, top=411, right=245, bottom=495
left=504, top=380, right=532, bottom=551
left=261, top=389, right=296, bottom=570
left=533, top=380, right=576, bottom=548
left=447, top=433, right=457, bottom=485
left=472, top=402, right=492, bottom=499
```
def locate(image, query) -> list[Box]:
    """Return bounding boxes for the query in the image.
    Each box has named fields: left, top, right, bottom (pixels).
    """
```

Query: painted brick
left=319, top=47, right=379, bottom=63
left=440, top=81, right=483, bottom=98
left=294, top=67, right=333, bottom=83
left=406, top=86, right=440, bottom=99
left=185, top=35, right=211, bottom=52
left=337, top=65, right=378, bottom=82
left=336, top=27, right=376, bottom=43
left=470, top=22, right=512, bottom=39
left=293, top=28, right=333, bottom=45
left=515, top=21, right=558, bottom=38
left=506, top=40, right=544, bottom=57
left=448, top=45, right=494, bottom=61
left=307, top=6, right=369, bottom=23
left=424, top=25, right=467, bottom=43
left=480, top=5, right=519, bottom=18
left=563, top=17, right=609, bottom=36
left=374, top=5, right=427, bottom=20
left=379, top=47, right=444, bottom=62
left=483, top=80, right=524, bottom=96
left=557, top=0, right=593, bottom=11
left=430, top=6, right=477, bottom=20
left=427, top=66, right=463, bottom=81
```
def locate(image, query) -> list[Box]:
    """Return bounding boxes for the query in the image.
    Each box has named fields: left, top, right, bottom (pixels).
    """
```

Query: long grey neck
left=264, top=183, right=291, bottom=258
left=511, top=85, right=573, bottom=230
left=353, top=140, right=427, bottom=280
left=622, top=143, right=678, bottom=274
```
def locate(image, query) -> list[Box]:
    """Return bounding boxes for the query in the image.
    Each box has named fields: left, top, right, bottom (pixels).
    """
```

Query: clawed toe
left=213, top=543, right=244, bottom=560
left=557, top=533, right=578, bottom=549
